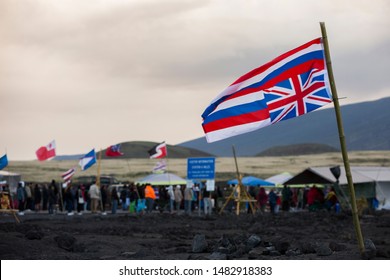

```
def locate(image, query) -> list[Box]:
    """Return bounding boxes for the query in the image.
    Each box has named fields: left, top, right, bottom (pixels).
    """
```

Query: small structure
left=285, top=166, right=390, bottom=210
left=0, top=171, right=21, bottom=194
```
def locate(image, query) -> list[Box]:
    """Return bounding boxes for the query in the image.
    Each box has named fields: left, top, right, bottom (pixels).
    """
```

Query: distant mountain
left=54, top=141, right=215, bottom=160
left=256, top=143, right=339, bottom=156
left=178, top=97, right=390, bottom=157
left=53, top=154, right=83, bottom=161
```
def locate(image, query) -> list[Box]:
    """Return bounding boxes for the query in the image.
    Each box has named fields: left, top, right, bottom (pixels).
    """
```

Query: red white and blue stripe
left=201, top=38, right=332, bottom=143
left=61, top=167, right=76, bottom=183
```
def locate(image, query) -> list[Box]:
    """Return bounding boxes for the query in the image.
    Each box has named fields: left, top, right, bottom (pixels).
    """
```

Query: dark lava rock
left=285, top=248, right=302, bottom=257
left=300, top=242, right=316, bottom=254
left=315, top=243, right=333, bottom=256
left=362, top=239, right=377, bottom=260
left=54, top=233, right=77, bottom=251
left=208, top=252, right=227, bottom=260
left=246, top=234, right=261, bottom=249
left=274, top=241, right=290, bottom=254
left=25, top=230, right=44, bottom=240
left=192, top=234, right=208, bottom=253
left=329, top=242, right=347, bottom=252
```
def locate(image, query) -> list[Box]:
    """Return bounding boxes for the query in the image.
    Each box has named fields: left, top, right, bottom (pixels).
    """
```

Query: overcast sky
left=1, top=0, right=389, bottom=160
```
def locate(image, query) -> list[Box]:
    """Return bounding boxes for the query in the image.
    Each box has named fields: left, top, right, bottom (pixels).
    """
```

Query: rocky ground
left=0, top=209, right=389, bottom=260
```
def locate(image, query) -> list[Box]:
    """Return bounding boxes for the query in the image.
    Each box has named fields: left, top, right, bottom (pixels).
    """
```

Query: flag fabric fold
left=105, top=144, right=124, bottom=157
left=201, top=38, right=332, bottom=143
left=36, top=140, right=56, bottom=161
left=148, top=142, right=167, bottom=159
left=79, top=149, right=96, bottom=171
left=61, top=168, right=76, bottom=183
left=0, top=154, right=8, bottom=170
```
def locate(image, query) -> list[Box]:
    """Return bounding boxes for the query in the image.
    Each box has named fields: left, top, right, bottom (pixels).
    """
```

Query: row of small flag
left=0, top=141, right=168, bottom=184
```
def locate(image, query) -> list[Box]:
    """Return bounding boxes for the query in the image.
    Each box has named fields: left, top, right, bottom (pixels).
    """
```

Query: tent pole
left=320, top=22, right=365, bottom=255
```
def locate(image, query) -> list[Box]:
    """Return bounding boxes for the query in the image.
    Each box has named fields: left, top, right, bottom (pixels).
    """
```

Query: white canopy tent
left=135, top=172, right=187, bottom=186
left=266, top=172, right=293, bottom=187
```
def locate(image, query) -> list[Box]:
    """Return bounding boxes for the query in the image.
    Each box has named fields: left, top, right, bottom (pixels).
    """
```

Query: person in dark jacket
left=111, top=187, right=119, bottom=214
left=48, top=185, right=57, bottom=214
left=64, top=184, right=74, bottom=216
left=16, top=181, right=26, bottom=215
left=268, top=189, right=277, bottom=214
left=42, top=184, right=49, bottom=211
left=34, top=184, right=42, bottom=211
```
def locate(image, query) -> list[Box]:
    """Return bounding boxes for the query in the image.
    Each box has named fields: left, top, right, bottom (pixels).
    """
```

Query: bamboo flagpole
left=320, top=22, right=365, bottom=254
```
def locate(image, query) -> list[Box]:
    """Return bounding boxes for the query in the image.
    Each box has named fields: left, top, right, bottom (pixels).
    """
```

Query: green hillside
left=256, top=143, right=339, bottom=156
left=102, top=141, right=215, bottom=159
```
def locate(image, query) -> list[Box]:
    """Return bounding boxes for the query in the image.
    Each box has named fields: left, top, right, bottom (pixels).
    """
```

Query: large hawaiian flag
left=201, top=38, right=332, bottom=143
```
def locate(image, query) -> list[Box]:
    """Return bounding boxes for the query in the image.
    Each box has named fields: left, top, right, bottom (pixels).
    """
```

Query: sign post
left=187, top=157, right=216, bottom=216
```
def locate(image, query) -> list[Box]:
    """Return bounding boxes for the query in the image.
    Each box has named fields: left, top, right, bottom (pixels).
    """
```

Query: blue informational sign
left=187, top=157, right=215, bottom=180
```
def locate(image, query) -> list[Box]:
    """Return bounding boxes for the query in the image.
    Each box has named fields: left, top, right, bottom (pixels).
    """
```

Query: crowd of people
left=255, top=185, right=340, bottom=214
left=0, top=180, right=342, bottom=216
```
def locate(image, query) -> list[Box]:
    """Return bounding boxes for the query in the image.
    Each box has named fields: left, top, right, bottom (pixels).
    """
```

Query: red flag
left=36, top=140, right=56, bottom=161
left=105, top=144, right=124, bottom=157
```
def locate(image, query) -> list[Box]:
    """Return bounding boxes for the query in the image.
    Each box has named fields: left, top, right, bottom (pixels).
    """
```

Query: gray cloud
left=1, top=0, right=389, bottom=160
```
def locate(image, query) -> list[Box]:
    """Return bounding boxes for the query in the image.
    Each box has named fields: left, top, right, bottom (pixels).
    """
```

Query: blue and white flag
left=79, top=149, right=96, bottom=171
left=0, top=154, right=8, bottom=170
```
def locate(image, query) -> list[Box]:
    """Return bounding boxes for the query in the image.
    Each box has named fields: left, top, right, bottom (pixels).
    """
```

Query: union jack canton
left=264, top=67, right=332, bottom=124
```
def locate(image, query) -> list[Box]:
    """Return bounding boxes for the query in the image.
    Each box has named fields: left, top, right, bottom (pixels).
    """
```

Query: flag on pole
left=201, top=38, right=332, bottom=143
left=79, top=149, right=96, bottom=171
left=0, top=154, right=8, bottom=170
left=148, top=142, right=167, bottom=159
left=153, top=159, right=167, bottom=173
left=61, top=168, right=76, bottom=183
left=36, top=140, right=57, bottom=161
left=105, top=144, right=124, bottom=157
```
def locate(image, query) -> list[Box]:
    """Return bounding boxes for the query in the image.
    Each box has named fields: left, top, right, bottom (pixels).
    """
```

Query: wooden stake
left=234, top=146, right=257, bottom=215
left=96, top=149, right=106, bottom=214
left=320, top=22, right=365, bottom=255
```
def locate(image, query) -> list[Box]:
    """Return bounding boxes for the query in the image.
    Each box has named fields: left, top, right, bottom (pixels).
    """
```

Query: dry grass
left=6, top=151, right=390, bottom=183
